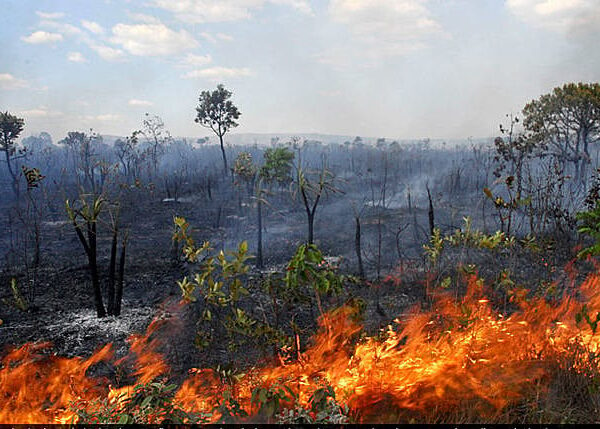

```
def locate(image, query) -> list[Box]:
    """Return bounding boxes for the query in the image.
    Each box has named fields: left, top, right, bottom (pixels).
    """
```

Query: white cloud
left=506, top=0, right=600, bottom=34
left=22, top=31, right=64, bottom=44
left=67, top=51, right=88, bottom=63
left=110, top=22, right=198, bottom=56
left=183, top=66, right=252, bottom=81
left=18, top=107, right=63, bottom=118
left=128, top=99, right=154, bottom=107
left=328, top=0, right=442, bottom=58
left=183, top=53, right=213, bottom=66
left=90, top=44, right=126, bottom=61
left=128, top=12, right=161, bottom=24
left=200, top=32, right=234, bottom=43
left=35, top=11, right=65, bottom=20
left=39, top=20, right=83, bottom=37
left=0, top=73, right=28, bottom=90
left=152, top=0, right=312, bottom=23
left=81, top=20, right=105, bottom=34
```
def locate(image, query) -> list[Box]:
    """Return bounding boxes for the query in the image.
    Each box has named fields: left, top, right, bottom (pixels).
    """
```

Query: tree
left=22, top=132, right=52, bottom=153
left=195, top=84, right=241, bottom=173
left=260, top=147, right=295, bottom=187
left=60, top=131, right=99, bottom=192
left=293, top=153, right=340, bottom=245
left=233, top=151, right=257, bottom=192
left=141, top=114, right=171, bottom=178
left=0, top=111, right=26, bottom=196
left=493, top=113, right=539, bottom=199
left=66, top=193, right=128, bottom=317
left=114, top=131, right=142, bottom=181
left=523, top=82, right=600, bottom=185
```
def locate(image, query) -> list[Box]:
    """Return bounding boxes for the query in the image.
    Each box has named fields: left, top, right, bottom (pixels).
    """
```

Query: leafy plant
left=285, top=243, right=344, bottom=317
left=174, top=216, right=263, bottom=352
left=424, top=217, right=516, bottom=266
left=276, top=384, right=350, bottom=424
left=71, top=382, right=208, bottom=424
left=212, top=389, right=248, bottom=423
left=251, top=383, right=296, bottom=421
left=3, top=278, right=28, bottom=312
left=260, top=147, right=295, bottom=186
left=576, top=201, right=600, bottom=259
left=576, top=305, right=600, bottom=335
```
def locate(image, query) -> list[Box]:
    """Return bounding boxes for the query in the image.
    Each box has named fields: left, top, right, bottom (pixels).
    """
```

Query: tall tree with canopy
left=195, top=84, right=241, bottom=173
left=0, top=111, right=25, bottom=196
left=523, top=82, right=600, bottom=185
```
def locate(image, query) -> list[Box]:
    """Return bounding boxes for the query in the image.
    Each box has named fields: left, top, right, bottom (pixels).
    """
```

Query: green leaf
left=118, top=415, right=131, bottom=424
left=141, top=395, right=153, bottom=409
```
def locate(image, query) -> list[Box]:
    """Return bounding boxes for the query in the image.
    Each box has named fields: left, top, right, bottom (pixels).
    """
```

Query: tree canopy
left=0, top=111, right=26, bottom=195
left=523, top=82, right=600, bottom=184
left=195, top=84, right=241, bottom=172
left=260, top=147, right=295, bottom=186
left=0, top=111, right=25, bottom=156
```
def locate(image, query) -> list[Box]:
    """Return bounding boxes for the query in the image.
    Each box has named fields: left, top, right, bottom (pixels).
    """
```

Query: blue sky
left=1, top=0, right=599, bottom=141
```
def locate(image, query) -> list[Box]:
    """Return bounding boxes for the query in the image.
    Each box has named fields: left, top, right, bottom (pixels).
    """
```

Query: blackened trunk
left=257, top=198, right=263, bottom=268
left=114, top=232, right=128, bottom=316
left=355, top=216, right=364, bottom=278
left=5, top=149, right=18, bottom=198
left=308, top=213, right=314, bottom=245
left=107, top=226, right=118, bottom=315
left=88, top=222, right=106, bottom=318
left=426, top=184, right=435, bottom=237
left=219, top=134, right=228, bottom=173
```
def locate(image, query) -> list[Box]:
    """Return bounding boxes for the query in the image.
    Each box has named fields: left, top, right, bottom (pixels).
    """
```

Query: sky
left=1, top=0, right=600, bottom=142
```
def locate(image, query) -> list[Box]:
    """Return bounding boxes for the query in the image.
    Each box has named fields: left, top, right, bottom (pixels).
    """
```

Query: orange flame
left=2, top=272, right=600, bottom=423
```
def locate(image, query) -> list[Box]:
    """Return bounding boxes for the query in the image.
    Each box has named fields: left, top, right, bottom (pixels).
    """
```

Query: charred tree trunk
left=355, top=216, right=364, bottom=279
left=86, top=221, right=106, bottom=318
left=300, top=184, right=320, bottom=245
left=5, top=149, right=19, bottom=198
left=215, top=206, right=222, bottom=229
left=219, top=134, right=228, bottom=173
left=107, top=225, right=118, bottom=315
left=307, top=213, right=315, bottom=245
left=426, top=184, right=435, bottom=237
left=257, top=198, right=263, bottom=268
left=114, top=232, right=128, bottom=316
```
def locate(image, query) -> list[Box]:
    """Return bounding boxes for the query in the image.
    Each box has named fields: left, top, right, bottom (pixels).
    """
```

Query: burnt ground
left=0, top=186, right=585, bottom=380
left=0, top=189, right=418, bottom=375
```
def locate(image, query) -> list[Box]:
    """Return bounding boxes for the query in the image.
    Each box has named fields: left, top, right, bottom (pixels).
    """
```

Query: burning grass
left=2, top=271, right=600, bottom=424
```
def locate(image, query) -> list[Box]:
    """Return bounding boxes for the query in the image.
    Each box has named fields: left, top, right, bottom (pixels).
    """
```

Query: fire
left=2, top=271, right=600, bottom=423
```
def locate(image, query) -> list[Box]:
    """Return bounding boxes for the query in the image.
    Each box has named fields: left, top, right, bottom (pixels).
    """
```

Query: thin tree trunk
left=107, top=226, right=118, bottom=315
left=114, top=231, right=128, bottom=316
left=257, top=198, right=263, bottom=268
left=426, top=184, right=435, bottom=237
left=88, top=221, right=106, bottom=317
left=308, top=213, right=314, bottom=245
left=219, top=134, right=228, bottom=173
left=355, top=216, right=364, bottom=278
left=5, top=149, right=18, bottom=197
